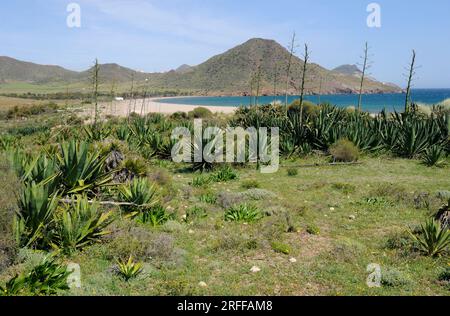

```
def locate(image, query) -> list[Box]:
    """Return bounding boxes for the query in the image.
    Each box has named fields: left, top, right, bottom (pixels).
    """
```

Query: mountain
left=332, top=64, right=363, bottom=77
left=0, top=39, right=402, bottom=95
left=148, top=38, right=401, bottom=95
left=174, top=64, right=193, bottom=74
left=0, top=56, right=78, bottom=84
left=79, top=63, right=142, bottom=83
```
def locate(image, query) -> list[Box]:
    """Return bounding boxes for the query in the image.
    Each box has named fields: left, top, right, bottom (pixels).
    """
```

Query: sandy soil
left=90, top=97, right=238, bottom=118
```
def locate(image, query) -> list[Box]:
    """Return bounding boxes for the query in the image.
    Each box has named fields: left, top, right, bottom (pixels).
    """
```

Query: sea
left=156, top=89, right=450, bottom=113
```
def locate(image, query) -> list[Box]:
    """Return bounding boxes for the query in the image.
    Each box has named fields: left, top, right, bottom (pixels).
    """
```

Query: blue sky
left=0, top=0, right=449, bottom=88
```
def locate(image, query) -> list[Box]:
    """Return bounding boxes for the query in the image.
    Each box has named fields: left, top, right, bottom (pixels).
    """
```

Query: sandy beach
left=93, top=97, right=238, bottom=117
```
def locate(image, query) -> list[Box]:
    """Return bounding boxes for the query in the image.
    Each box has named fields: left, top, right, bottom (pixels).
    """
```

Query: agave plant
left=115, top=124, right=131, bottom=141
left=224, top=204, right=262, bottom=222
left=24, top=256, right=71, bottom=295
left=83, top=124, right=112, bottom=142
left=409, top=219, right=450, bottom=257
left=56, top=140, right=112, bottom=195
left=209, top=165, right=239, bottom=182
left=0, top=274, right=27, bottom=296
left=422, top=145, right=446, bottom=167
left=192, top=130, right=223, bottom=173
left=9, top=151, right=59, bottom=192
left=115, top=256, right=143, bottom=281
left=53, top=196, right=114, bottom=254
left=15, top=182, right=59, bottom=248
left=118, top=178, right=159, bottom=215
left=141, top=204, right=171, bottom=226
left=0, top=256, right=70, bottom=296
left=0, top=134, right=19, bottom=152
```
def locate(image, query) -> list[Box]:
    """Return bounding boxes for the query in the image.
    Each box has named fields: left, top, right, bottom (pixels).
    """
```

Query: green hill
left=0, top=39, right=402, bottom=95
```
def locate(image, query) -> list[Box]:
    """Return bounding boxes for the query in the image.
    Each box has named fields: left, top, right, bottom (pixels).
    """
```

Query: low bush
left=306, top=224, right=320, bottom=235
left=329, top=139, right=360, bottom=162
left=241, top=180, right=260, bottom=189
left=287, top=168, right=298, bottom=177
left=381, top=268, right=411, bottom=288
left=188, top=107, right=212, bottom=119
left=209, top=165, right=239, bottom=183
left=271, top=241, right=291, bottom=255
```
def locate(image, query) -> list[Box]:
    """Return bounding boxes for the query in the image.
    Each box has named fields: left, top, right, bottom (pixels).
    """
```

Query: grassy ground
left=1, top=152, right=448, bottom=295
left=0, top=98, right=449, bottom=296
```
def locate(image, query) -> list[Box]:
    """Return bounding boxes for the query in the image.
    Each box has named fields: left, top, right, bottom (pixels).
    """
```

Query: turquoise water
left=157, top=89, right=450, bottom=113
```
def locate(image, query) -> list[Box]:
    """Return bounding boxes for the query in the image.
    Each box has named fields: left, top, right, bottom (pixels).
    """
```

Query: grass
left=2, top=151, right=449, bottom=295
left=0, top=102, right=449, bottom=296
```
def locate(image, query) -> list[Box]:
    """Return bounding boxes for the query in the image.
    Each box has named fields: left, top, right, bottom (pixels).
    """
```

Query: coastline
left=96, top=96, right=238, bottom=117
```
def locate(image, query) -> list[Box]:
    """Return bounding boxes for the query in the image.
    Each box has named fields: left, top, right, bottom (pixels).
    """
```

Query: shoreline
left=95, top=97, right=238, bottom=117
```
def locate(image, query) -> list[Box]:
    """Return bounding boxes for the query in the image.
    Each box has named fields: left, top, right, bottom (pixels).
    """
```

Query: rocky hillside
left=0, top=39, right=402, bottom=95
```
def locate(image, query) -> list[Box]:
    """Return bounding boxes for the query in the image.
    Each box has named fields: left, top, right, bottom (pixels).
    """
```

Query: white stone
left=289, top=258, right=297, bottom=263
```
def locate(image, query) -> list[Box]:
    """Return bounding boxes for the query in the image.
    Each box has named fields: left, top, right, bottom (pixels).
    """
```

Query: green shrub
left=438, top=266, right=450, bottom=282
left=271, top=241, right=291, bottom=255
left=188, top=107, right=212, bottom=119
left=224, top=204, right=262, bottom=222
left=56, top=140, right=112, bottom=195
left=15, top=182, right=59, bottom=248
left=209, top=165, right=238, bottom=182
left=241, top=180, right=260, bottom=190
left=118, top=178, right=159, bottom=215
left=422, top=145, right=446, bottom=167
left=306, top=224, right=320, bottom=235
left=191, top=175, right=211, bottom=187
left=330, top=139, right=360, bottom=162
left=123, top=158, right=148, bottom=176
left=185, top=206, right=208, bottom=223
left=199, top=192, right=217, bottom=204
left=409, top=219, right=450, bottom=257
left=140, top=204, right=172, bottom=227
left=288, top=100, right=318, bottom=118
left=381, top=268, right=411, bottom=288
left=287, top=168, right=298, bottom=177
left=331, top=183, right=356, bottom=194
left=53, top=196, right=114, bottom=254
left=0, top=256, right=70, bottom=296
left=115, top=256, right=143, bottom=281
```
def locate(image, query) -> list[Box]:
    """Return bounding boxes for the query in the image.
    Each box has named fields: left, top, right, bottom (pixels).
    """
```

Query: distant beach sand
left=92, top=97, right=238, bottom=117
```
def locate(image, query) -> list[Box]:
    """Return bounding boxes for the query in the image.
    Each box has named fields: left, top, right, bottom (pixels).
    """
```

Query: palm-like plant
left=141, top=204, right=171, bottom=226
left=115, top=124, right=130, bottom=141
left=15, top=182, right=59, bottom=248
left=53, top=196, right=114, bottom=254
left=116, top=256, right=143, bottom=281
left=118, top=178, right=159, bottom=215
left=224, top=204, right=262, bottom=222
left=24, top=256, right=71, bottom=295
left=422, top=145, right=446, bottom=167
left=83, top=124, right=111, bottom=141
left=0, top=256, right=70, bottom=296
left=409, top=219, right=450, bottom=257
left=56, top=140, right=112, bottom=195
